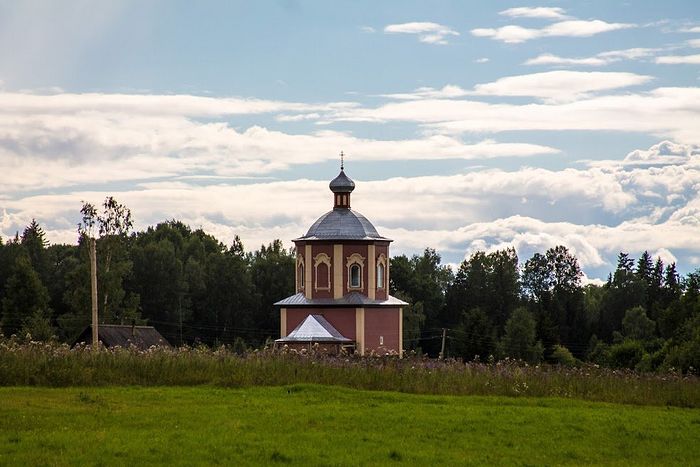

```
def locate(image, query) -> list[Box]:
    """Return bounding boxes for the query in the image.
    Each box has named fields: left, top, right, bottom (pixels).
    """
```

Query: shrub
left=550, top=345, right=577, bottom=367
left=607, top=340, right=646, bottom=369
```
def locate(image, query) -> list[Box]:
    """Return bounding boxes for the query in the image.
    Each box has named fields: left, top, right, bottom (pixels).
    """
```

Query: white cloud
left=384, top=22, right=459, bottom=45
left=472, top=19, right=635, bottom=43
left=3, top=140, right=700, bottom=280
left=475, top=57, right=490, bottom=63
left=525, top=53, right=607, bottom=66
left=0, top=91, right=352, bottom=117
left=620, top=140, right=697, bottom=166
left=679, top=26, right=700, bottom=33
left=380, top=85, right=469, bottom=100
left=470, top=71, right=652, bottom=102
left=655, top=54, right=700, bottom=64
left=330, top=87, right=700, bottom=144
left=360, top=26, right=376, bottom=33
left=688, top=39, right=700, bottom=48
left=499, top=7, right=569, bottom=20
left=653, top=248, right=677, bottom=265
left=525, top=48, right=661, bottom=66
left=380, top=72, right=652, bottom=103
left=0, top=91, right=564, bottom=192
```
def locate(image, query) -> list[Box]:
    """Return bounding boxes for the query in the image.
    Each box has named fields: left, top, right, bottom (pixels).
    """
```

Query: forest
left=1, top=198, right=699, bottom=373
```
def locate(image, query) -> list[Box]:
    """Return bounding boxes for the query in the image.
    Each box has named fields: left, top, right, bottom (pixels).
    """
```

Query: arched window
left=376, top=254, right=387, bottom=290
left=297, top=256, right=305, bottom=291
left=377, top=262, right=385, bottom=289
left=350, top=264, right=361, bottom=288
left=314, top=253, right=331, bottom=290
left=346, top=253, right=365, bottom=290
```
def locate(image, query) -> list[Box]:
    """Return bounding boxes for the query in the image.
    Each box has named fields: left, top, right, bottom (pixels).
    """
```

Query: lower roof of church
left=274, top=291, right=407, bottom=307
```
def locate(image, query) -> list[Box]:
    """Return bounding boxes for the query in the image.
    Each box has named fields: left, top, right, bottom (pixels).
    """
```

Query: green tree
left=662, top=314, right=700, bottom=373
left=598, top=252, right=646, bottom=340
left=79, top=197, right=139, bottom=325
left=390, top=248, right=452, bottom=355
left=453, top=307, right=497, bottom=361
left=486, top=248, right=520, bottom=331
left=498, top=307, right=543, bottom=363
left=249, top=239, right=295, bottom=341
left=622, top=306, right=656, bottom=341
left=394, top=291, right=424, bottom=352
left=523, top=246, right=585, bottom=355
left=1, top=255, right=51, bottom=337
left=21, top=219, right=49, bottom=282
left=131, top=238, right=186, bottom=343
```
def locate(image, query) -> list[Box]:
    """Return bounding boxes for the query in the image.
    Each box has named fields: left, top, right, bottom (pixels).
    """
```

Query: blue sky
left=0, top=0, right=699, bottom=282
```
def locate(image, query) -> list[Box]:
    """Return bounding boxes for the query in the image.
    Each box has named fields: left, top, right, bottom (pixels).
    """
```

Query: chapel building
left=275, top=159, right=407, bottom=355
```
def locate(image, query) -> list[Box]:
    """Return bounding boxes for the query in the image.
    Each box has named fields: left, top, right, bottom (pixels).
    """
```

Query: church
left=275, top=156, right=407, bottom=355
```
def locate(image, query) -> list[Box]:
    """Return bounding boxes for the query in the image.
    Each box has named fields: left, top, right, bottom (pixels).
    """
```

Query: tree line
left=394, top=246, right=699, bottom=372
left=1, top=202, right=698, bottom=372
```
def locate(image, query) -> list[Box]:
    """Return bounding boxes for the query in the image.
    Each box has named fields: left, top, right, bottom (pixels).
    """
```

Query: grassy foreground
left=2, top=341, right=699, bottom=407
left=1, top=385, right=699, bottom=466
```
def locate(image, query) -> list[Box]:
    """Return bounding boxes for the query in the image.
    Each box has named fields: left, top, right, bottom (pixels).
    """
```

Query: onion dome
left=329, top=169, right=355, bottom=193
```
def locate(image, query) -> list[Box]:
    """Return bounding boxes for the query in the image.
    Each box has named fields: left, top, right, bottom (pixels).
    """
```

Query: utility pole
left=89, top=236, right=98, bottom=349
left=439, top=328, right=446, bottom=360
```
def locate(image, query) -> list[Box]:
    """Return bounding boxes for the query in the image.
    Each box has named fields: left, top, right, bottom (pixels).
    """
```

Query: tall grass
left=0, top=339, right=698, bottom=407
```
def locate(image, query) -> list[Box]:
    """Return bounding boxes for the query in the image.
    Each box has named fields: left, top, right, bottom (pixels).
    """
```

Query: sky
left=0, top=0, right=699, bottom=283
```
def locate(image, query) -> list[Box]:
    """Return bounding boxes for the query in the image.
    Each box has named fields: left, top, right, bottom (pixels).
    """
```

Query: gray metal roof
left=276, top=314, right=352, bottom=343
left=329, top=169, right=355, bottom=193
left=275, top=291, right=408, bottom=307
left=295, top=208, right=391, bottom=242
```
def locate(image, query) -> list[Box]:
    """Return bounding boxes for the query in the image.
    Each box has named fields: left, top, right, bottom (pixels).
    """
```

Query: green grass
left=2, top=342, right=699, bottom=408
left=1, top=385, right=699, bottom=466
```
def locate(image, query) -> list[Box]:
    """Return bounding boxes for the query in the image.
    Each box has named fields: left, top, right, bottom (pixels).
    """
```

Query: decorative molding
left=296, top=255, right=305, bottom=291
left=346, top=253, right=365, bottom=290
left=376, top=254, right=387, bottom=289
left=346, top=253, right=365, bottom=268
left=304, top=245, right=312, bottom=299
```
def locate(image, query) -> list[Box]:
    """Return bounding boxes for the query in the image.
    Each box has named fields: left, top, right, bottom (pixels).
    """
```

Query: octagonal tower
left=275, top=159, right=407, bottom=355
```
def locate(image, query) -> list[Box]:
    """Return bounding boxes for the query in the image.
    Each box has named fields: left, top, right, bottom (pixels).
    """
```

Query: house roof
left=73, top=324, right=171, bottom=349
left=276, top=314, right=352, bottom=343
left=294, top=208, right=391, bottom=242
left=274, top=291, right=408, bottom=307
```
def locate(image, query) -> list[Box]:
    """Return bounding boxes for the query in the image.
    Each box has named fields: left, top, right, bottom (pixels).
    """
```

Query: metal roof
left=275, top=291, right=408, bottom=307
left=295, top=208, right=391, bottom=242
left=329, top=169, right=355, bottom=193
left=276, top=314, right=352, bottom=343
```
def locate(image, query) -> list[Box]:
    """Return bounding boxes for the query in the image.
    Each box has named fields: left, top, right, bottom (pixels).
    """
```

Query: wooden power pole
left=89, top=237, right=98, bottom=348
left=439, top=328, right=446, bottom=360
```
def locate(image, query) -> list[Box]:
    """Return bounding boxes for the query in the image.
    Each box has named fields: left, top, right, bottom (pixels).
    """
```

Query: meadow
left=2, top=342, right=700, bottom=465
left=1, top=385, right=699, bottom=466
left=1, top=340, right=698, bottom=408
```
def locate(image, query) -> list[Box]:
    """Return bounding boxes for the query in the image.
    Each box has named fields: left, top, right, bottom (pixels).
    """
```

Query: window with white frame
left=346, top=253, right=365, bottom=290
left=376, top=254, right=387, bottom=289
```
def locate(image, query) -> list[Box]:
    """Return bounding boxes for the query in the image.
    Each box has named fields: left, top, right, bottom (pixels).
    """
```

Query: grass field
left=2, top=342, right=699, bottom=408
left=1, top=385, right=699, bottom=466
